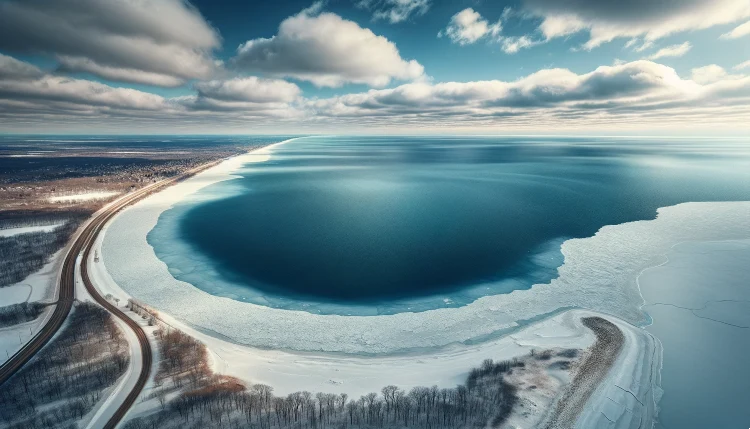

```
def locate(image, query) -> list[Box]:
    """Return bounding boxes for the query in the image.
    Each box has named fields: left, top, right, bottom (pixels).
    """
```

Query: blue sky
left=0, top=0, right=749, bottom=134
left=188, top=0, right=749, bottom=85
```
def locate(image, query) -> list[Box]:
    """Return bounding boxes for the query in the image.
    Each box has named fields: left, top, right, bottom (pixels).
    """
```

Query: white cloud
left=498, top=36, right=540, bottom=54
left=0, top=74, right=168, bottom=112
left=3, top=55, right=750, bottom=132
left=0, top=56, right=303, bottom=127
left=691, top=65, right=728, bottom=84
left=357, top=0, right=430, bottom=23
left=232, top=7, right=424, bottom=87
left=735, top=60, right=750, bottom=70
left=523, top=0, right=750, bottom=49
left=313, top=61, right=703, bottom=114
left=56, top=56, right=185, bottom=87
left=305, top=60, right=750, bottom=131
left=536, top=14, right=587, bottom=41
left=721, top=20, right=750, bottom=39
left=439, top=8, right=502, bottom=45
left=0, top=0, right=220, bottom=86
left=194, top=77, right=301, bottom=103
left=646, top=42, right=692, bottom=60
left=625, top=39, right=655, bottom=52
left=0, top=53, right=43, bottom=80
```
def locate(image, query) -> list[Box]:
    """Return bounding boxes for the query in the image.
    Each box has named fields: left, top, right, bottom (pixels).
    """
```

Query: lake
left=148, top=136, right=750, bottom=315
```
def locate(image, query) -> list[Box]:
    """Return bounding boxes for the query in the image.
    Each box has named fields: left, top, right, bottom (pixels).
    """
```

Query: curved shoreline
left=100, top=142, right=750, bottom=353
left=569, top=316, right=661, bottom=429
left=91, top=139, right=750, bottom=428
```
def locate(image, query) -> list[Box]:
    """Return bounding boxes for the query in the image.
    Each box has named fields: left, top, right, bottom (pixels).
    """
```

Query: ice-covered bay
left=100, top=141, right=750, bottom=354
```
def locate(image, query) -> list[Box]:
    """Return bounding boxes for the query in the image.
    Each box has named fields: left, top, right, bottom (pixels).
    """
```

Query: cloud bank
left=6, top=54, right=746, bottom=132
left=232, top=7, right=424, bottom=87
left=0, top=0, right=220, bottom=86
left=523, top=0, right=750, bottom=49
left=0, top=0, right=748, bottom=134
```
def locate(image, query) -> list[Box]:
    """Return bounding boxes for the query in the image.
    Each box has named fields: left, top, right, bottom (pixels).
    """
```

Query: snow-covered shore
left=100, top=139, right=750, bottom=353
left=93, top=140, right=749, bottom=426
left=88, top=242, right=663, bottom=426
left=92, top=234, right=658, bottom=401
left=573, top=315, right=661, bottom=429
left=0, top=249, right=62, bottom=365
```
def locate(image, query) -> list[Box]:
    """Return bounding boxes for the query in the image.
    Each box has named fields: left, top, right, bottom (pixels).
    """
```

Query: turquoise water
left=148, top=136, right=750, bottom=316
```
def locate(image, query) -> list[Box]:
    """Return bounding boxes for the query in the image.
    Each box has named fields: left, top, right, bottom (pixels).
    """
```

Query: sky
left=0, top=0, right=749, bottom=134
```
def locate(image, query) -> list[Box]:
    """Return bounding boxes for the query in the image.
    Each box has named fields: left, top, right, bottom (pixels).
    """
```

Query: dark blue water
left=149, top=136, right=750, bottom=313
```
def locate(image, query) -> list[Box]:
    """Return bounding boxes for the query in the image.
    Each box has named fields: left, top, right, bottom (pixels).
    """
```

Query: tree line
left=0, top=302, right=46, bottom=328
left=121, top=306, right=524, bottom=429
left=0, top=302, right=129, bottom=429
left=0, top=212, right=88, bottom=287
left=126, top=359, right=521, bottom=429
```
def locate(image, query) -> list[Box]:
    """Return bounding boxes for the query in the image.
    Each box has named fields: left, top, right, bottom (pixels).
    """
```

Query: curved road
left=0, top=160, right=223, bottom=428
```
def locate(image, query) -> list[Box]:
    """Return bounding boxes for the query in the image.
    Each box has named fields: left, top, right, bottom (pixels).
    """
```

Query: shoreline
left=554, top=316, right=661, bottom=429
left=82, top=139, right=684, bottom=426
left=94, top=233, right=603, bottom=397
left=91, top=139, right=747, bottom=425
left=99, top=143, right=750, bottom=353
left=93, top=244, right=663, bottom=425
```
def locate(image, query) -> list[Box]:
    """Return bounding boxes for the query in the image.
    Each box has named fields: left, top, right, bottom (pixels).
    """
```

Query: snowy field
left=0, top=223, right=65, bottom=237
left=0, top=250, right=62, bottom=364
left=48, top=191, right=119, bottom=203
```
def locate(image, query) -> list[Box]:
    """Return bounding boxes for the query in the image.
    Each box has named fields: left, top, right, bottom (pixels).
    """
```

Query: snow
left=100, top=140, right=750, bottom=354
left=48, top=191, right=119, bottom=203
left=574, top=316, right=661, bottom=429
left=93, top=242, right=604, bottom=399
left=87, top=139, right=747, bottom=425
left=73, top=254, right=146, bottom=429
left=93, top=218, right=656, bottom=404
left=0, top=250, right=64, bottom=365
left=0, top=222, right=65, bottom=237
left=0, top=189, right=135, bottom=366
left=0, top=284, right=33, bottom=305
left=83, top=140, right=682, bottom=423
left=173, top=309, right=598, bottom=397
left=0, top=307, right=55, bottom=365
left=0, top=249, right=62, bottom=305
left=79, top=238, right=662, bottom=425
left=0, top=322, right=36, bottom=363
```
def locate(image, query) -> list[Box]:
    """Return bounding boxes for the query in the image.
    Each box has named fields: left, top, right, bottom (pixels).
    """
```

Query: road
left=0, top=159, right=224, bottom=428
